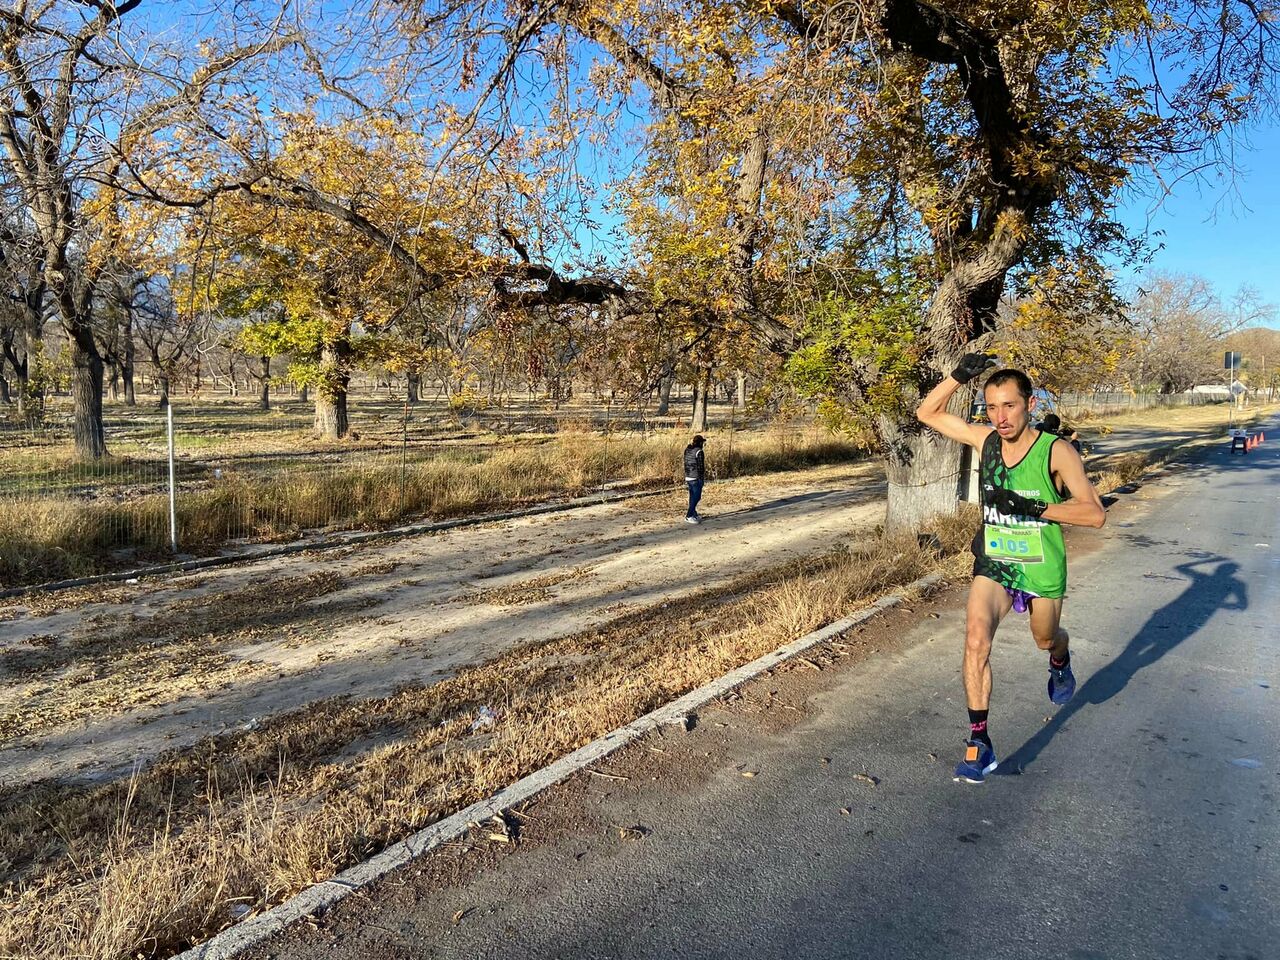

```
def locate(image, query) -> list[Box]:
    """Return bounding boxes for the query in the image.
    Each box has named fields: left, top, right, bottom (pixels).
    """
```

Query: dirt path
left=0, top=463, right=884, bottom=786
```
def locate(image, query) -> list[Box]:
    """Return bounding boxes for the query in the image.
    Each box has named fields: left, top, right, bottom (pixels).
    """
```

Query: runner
left=916, top=354, right=1106, bottom=783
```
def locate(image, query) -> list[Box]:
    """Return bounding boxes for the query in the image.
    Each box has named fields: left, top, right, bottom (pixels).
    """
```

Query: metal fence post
left=167, top=403, right=178, bottom=552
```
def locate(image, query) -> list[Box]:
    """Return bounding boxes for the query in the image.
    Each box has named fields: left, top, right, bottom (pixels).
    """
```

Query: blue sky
left=1118, top=119, right=1280, bottom=326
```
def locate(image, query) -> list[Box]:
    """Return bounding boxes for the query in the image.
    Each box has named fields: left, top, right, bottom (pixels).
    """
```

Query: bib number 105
left=984, top=523, right=1044, bottom=564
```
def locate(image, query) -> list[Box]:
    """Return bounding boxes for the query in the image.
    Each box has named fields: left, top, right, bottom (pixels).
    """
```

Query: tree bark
left=258, top=355, right=271, bottom=410
left=71, top=335, right=107, bottom=458
left=313, top=341, right=351, bottom=439
left=314, top=388, right=349, bottom=439
left=736, top=370, right=747, bottom=408
left=406, top=372, right=421, bottom=405
left=0, top=371, right=10, bottom=404
left=122, top=323, right=136, bottom=406
left=881, top=415, right=966, bottom=535
left=691, top=367, right=711, bottom=432
left=656, top=375, right=673, bottom=416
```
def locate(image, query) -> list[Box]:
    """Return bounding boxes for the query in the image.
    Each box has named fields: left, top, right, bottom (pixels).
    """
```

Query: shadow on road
left=1001, top=555, right=1248, bottom=774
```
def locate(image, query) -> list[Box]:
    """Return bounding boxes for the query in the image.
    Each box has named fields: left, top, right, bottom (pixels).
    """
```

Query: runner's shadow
left=999, top=556, right=1247, bottom=774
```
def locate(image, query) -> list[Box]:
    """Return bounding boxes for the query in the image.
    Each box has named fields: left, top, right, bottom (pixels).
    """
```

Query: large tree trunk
left=122, top=333, right=136, bottom=406
left=153, top=348, right=171, bottom=408
left=881, top=416, right=966, bottom=535
left=406, top=372, right=421, bottom=405
left=655, top=373, right=674, bottom=416
left=691, top=367, right=711, bottom=432
left=0, top=371, right=10, bottom=404
left=71, top=334, right=107, bottom=458
left=258, top=355, right=271, bottom=410
left=313, top=341, right=351, bottom=439
left=314, top=388, right=349, bottom=439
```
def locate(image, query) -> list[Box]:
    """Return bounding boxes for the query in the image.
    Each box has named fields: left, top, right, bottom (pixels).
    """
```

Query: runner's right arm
left=916, top=355, right=995, bottom=450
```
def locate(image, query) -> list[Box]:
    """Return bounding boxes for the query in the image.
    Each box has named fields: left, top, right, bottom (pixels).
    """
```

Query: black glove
left=951, top=352, right=997, bottom=385
left=988, top=485, right=1047, bottom=518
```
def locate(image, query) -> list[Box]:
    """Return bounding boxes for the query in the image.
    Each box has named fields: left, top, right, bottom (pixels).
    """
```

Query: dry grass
left=0, top=427, right=860, bottom=589
left=0, top=509, right=976, bottom=960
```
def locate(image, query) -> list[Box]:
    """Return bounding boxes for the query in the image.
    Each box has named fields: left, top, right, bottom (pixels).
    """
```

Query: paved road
left=246, top=428, right=1279, bottom=960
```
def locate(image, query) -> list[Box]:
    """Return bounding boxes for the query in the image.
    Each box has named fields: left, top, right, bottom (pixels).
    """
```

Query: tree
left=0, top=218, right=48, bottom=422
left=0, top=1, right=300, bottom=456
left=391, top=0, right=1275, bottom=527
left=1120, top=273, right=1245, bottom=394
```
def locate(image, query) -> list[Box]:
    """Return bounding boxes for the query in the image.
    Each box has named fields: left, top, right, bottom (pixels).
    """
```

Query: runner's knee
left=964, top=623, right=994, bottom=659
left=1033, top=625, right=1066, bottom=651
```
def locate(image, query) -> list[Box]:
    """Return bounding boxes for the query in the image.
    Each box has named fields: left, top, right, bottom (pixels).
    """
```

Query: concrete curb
left=0, top=484, right=675, bottom=601
left=173, top=572, right=945, bottom=960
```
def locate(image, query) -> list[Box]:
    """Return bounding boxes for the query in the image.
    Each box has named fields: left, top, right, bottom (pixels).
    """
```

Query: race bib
left=984, top=523, right=1044, bottom=564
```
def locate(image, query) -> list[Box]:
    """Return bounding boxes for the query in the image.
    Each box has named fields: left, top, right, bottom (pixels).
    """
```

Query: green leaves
left=785, top=276, right=928, bottom=436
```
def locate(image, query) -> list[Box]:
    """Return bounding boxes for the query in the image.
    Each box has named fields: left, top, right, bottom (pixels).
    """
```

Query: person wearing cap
left=683, top=435, right=707, bottom=524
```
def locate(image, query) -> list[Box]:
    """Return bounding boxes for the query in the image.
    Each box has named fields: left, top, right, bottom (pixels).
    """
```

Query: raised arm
left=916, top=354, right=996, bottom=450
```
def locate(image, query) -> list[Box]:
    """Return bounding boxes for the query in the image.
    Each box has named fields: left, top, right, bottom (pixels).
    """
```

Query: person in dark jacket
left=683, top=435, right=706, bottom=523
left=1038, top=413, right=1083, bottom=453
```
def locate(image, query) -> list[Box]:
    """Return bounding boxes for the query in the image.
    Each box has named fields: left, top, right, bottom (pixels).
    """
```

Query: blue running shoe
left=953, top=739, right=998, bottom=783
left=1048, top=661, right=1076, bottom=705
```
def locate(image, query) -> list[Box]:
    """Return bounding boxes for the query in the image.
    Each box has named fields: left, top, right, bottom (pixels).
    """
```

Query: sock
left=967, top=708, right=991, bottom=746
left=1050, top=650, right=1070, bottom=669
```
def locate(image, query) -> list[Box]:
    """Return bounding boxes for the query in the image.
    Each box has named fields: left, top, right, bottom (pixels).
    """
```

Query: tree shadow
left=1000, top=554, right=1248, bottom=774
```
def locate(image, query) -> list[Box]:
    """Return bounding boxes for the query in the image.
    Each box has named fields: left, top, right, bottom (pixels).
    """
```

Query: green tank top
left=973, top=429, right=1067, bottom=598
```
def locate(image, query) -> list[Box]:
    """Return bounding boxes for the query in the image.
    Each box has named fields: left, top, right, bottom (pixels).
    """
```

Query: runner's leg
left=1030, top=596, right=1076, bottom=704
left=955, top=576, right=1012, bottom=782
left=964, top=575, right=1013, bottom=712
left=1029, top=597, right=1067, bottom=657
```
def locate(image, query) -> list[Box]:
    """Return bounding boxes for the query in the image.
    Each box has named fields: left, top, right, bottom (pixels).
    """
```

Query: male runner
left=916, top=354, right=1106, bottom=783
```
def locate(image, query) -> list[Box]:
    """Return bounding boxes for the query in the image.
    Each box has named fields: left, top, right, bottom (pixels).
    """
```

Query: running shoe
left=685, top=515, right=700, bottom=524
left=953, top=739, right=998, bottom=783
left=1048, top=661, right=1076, bottom=705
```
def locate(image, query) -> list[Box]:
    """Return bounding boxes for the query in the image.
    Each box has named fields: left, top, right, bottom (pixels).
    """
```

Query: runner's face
left=984, top=382, right=1035, bottom=440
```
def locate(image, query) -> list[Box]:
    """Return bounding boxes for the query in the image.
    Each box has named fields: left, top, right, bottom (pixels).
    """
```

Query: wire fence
left=1, top=393, right=806, bottom=589
left=0, top=386, right=1248, bottom=590
left=1056, top=390, right=1226, bottom=418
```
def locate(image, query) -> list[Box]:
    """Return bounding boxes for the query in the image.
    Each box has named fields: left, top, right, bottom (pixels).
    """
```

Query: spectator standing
left=683, top=435, right=707, bottom=524
left=1039, top=413, right=1083, bottom=454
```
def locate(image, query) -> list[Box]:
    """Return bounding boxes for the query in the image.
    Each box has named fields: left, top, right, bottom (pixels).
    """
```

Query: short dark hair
left=1040, top=413, right=1061, bottom=432
left=983, top=368, right=1032, bottom=401
left=691, top=434, right=706, bottom=446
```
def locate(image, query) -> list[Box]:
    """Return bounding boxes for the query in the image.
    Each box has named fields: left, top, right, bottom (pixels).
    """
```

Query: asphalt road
left=246, top=428, right=1279, bottom=960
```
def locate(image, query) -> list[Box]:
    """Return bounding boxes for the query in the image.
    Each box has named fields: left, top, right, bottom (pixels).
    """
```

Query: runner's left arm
left=1043, top=440, right=1105, bottom=528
